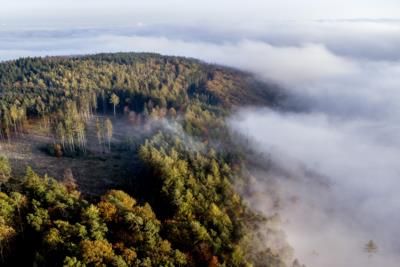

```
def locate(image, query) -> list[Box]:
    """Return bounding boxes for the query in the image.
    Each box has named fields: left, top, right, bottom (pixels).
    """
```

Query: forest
left=0, top=53, right=300, bottom=266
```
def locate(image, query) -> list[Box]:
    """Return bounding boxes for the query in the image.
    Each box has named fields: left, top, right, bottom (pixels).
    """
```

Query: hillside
left=0, top=53, right=296, bottom=267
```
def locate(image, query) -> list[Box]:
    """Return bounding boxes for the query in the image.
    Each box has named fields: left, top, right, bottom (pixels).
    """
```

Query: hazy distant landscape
left=1, top=1, right=400, bottom=267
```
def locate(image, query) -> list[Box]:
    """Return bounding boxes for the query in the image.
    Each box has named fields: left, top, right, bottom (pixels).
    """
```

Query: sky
left=1, top=1, right=400, bottom=267
left=1, top=0, right=400, bottom=22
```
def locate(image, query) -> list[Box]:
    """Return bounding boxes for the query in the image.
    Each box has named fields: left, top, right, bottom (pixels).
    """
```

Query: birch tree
left=104, top=118, right=113, bottom=151
left=110, top=93, right=120, bottom=116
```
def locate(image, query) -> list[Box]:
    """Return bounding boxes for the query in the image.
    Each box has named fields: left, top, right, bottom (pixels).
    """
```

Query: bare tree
left=95, top=118, right=104, bottom=152
left=104, top=118, right=113, bottom=151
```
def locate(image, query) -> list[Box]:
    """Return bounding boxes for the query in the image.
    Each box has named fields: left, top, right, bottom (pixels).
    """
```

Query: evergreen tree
left=0, top=156, right=11, bottom=190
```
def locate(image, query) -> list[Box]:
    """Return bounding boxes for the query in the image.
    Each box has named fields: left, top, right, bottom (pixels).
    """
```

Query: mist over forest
left=1, top=1, right=399, bottom=267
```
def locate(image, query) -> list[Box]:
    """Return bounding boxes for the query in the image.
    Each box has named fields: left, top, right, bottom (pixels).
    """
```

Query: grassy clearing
left=0, top=116, right=142, bottom=196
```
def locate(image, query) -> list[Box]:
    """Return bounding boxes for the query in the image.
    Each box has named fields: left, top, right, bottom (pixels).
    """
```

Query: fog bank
left=228, top=27, right=400, bottom=265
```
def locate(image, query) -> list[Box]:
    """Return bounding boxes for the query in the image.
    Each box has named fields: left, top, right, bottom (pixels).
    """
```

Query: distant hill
left=0, top=52, right=281, bottom=110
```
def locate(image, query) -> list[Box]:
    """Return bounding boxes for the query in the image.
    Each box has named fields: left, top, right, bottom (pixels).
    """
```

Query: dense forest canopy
left=0, top=53, right=299, bottom=267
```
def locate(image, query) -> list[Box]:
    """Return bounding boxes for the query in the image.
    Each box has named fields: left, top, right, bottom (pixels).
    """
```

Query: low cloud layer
left=230, top=106, right=400, bottom=267
left=1, top=21, right=399, bottom=84
left=0, top=22, right=394, bottom=84
left=228, top=24, right=400, bottom=266
left=1, top=16, right=400, bottom=267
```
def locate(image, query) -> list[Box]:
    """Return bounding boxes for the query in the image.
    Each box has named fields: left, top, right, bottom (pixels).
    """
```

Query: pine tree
left=0, top=156, right=11, bottom=190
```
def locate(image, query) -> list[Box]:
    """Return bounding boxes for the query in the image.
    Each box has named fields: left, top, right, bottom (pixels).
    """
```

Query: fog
left=230, top=106, right=400, bottom=266
left=1, top=3, right=400, bottom=266
left=227, top=28, right=400, bottom=266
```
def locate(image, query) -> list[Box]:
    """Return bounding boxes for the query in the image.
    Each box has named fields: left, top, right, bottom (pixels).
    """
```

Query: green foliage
left=0, top=156, right=11, bottom=187
left=0, top=53, right=279, bottom=142
left=0, top=53, right=290, bottom=267
left=138, top=132, right=250, bottom=265
left=0, top=170, right=189, bottom=266
left=0, top=150, right=286, bottom=266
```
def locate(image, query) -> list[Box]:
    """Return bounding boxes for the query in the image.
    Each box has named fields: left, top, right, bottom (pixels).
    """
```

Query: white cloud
left=228, top=47, right=400, bottom=266
left=0, top=32, right=358, bottom=86
left=229, top=106, right=400, bottom=267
